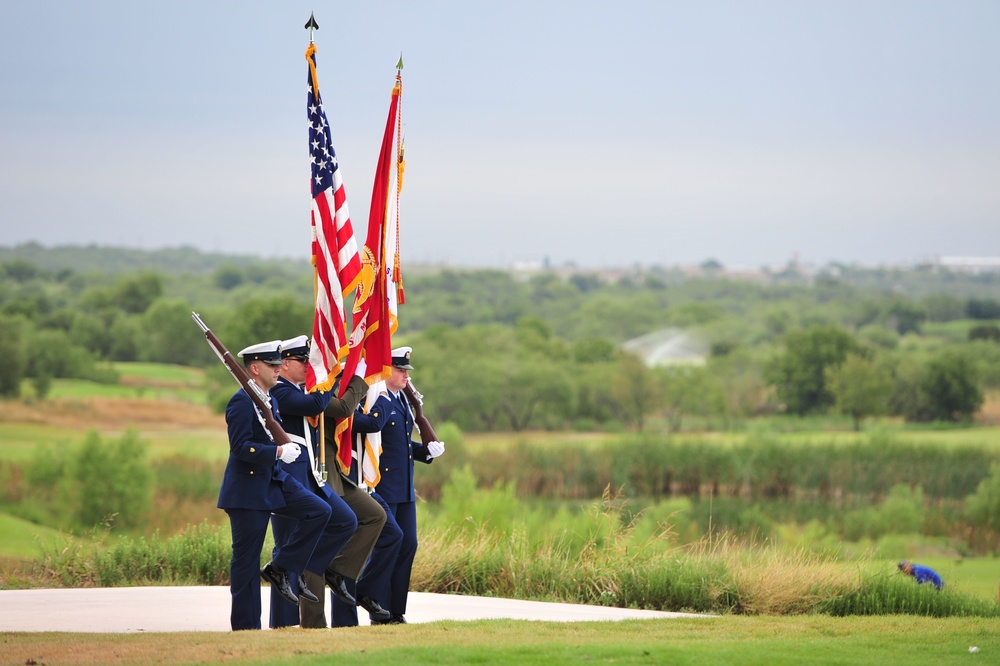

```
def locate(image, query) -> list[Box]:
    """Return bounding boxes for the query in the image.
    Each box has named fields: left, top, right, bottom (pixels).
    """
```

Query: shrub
left=66, top=430, right=153, bottom=531
left=965, top=463, right=1000, bottom=535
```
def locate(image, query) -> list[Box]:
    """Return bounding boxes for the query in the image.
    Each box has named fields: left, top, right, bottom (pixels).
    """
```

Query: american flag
left=304, top=44, right=361, bottom=394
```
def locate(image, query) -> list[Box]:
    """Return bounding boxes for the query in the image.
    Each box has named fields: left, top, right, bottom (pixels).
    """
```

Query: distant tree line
left=2, top=249, right=1000, bottom=431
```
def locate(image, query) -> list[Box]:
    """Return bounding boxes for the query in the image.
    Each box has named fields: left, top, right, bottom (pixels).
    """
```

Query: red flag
left=304, top=44, right=362, bottom=394
left=332, top=77, right=403, bottom=473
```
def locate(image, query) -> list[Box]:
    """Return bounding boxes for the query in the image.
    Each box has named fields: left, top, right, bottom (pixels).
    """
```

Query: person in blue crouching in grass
left=897, top=561, right=943, bottom=590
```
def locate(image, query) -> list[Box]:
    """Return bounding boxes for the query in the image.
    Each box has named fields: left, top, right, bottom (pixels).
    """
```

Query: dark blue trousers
left=268, top=490, right=358, bottom=628
left=225, top=481, right=333, bottom=631
left=382, top=500, right=418, bottom=616
left=331, top=491, right=404, bottom=626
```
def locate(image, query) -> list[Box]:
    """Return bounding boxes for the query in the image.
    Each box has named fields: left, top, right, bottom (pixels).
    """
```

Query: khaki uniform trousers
left=300, top=473, right=386, bottom=628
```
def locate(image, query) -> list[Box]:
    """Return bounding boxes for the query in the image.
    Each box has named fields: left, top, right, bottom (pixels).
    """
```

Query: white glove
left=354, top=358, right=367, bottom=379
left=278, top=443, right=301, bottom=463
left=370, top=379, right=387, bottom=396
left=426, top=441, right=445, bottom=458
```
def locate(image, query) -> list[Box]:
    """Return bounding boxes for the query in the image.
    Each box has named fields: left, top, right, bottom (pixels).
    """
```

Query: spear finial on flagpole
left=305, top=12, right=319, bottom=44
left=396, top=52, right=404, bottom=72
left=304, top=13, right=321, bottom=98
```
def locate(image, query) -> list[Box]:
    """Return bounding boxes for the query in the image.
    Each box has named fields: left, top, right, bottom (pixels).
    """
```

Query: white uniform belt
left=287, top=428, right=326, bottom=488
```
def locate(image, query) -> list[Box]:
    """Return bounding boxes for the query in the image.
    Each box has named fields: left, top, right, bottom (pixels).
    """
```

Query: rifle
left=402, top=378, right=439, bottom=445
left=191, top=312, right=291, bottom=447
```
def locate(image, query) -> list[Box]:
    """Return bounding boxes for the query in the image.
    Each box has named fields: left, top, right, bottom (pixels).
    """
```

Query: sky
left=1, top=1, right=998, bottom=270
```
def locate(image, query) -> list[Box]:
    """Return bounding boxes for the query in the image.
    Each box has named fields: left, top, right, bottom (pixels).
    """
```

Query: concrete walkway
left=0, top=587, right=703, bottom=632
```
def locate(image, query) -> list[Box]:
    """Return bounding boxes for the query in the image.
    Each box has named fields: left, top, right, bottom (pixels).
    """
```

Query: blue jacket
left=218, top=389, right=294, bottom=511
left=353, top=390, right=431, bottom=504
left=270, top=376, right=333, bottom=499
left=911, top=564, right=944, bottom=590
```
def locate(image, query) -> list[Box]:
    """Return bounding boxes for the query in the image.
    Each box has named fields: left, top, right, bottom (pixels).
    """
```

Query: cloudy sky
left=1, top=1, right=997, bottom=269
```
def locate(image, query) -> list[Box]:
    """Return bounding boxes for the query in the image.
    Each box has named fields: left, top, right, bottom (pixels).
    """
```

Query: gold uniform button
left=250, top=447, right=256, bottom=453
left=373, top=411, right=379, bottom=417
left=250, top=471, right=254, bottom=475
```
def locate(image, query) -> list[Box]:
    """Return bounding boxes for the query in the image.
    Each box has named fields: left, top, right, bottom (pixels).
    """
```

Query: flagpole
left=305, top=12, right=327, bottom=482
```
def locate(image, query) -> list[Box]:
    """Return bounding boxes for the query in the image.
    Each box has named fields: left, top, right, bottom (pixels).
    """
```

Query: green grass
left=21, top=363, right=207, bottom=402
left=141, top=430, right=230, bottom=461
left=0, top=424, right=227, bottom=462
left=0, top=512, right=73, bottom=560
left=4, top=616, right=1000, bottom=665
left=0, top=423, right=82, bottom=462
left=39, top=378, right=203, bottom=401
left=112, top=362, right=205, bottom=385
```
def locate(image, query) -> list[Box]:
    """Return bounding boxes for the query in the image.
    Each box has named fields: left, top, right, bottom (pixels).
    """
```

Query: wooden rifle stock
left=191, top=312, right=291, bottom=446
left=402, top=379, right=439, bottom=444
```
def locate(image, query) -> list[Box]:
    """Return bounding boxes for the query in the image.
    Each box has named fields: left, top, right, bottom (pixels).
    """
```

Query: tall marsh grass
left=453, top=430, right=998, bottom=502
left=32, top=521, right=230, bottom=587
left=19, top=486, right=1000, bottom=617
left=411, top=479, right=1000, bottom=617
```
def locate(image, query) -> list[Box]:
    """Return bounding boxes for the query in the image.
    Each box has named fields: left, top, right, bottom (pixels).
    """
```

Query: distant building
left=923, top=256, right=1000, bottom=274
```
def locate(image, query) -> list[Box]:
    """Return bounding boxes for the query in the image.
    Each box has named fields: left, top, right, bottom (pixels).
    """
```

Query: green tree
left=413, top=324, right=512, bottom=431
left=885, top=299, right=926, bottom=335
left=223, top=297, right=312, bottom=351
left=70, top=310, right=116, bottom=358
left=143, top=299, right=217, bottom=365
left=1, top=258, right=43, bottom=282
left=969, top=324, right=1000, bottom=343
left=921, top=349, right=983, bottom=422
left=766, top=324, right=860, bottom=415
left=889, top=355, right=934, bottom=422
left=826, top=353, right=893, bottom=430
left=27, top=328, right=94, bottom=383
left=69, top=430, right=152, bottom=530
left=108, top=315, right=141, bottom=361
left=115, top=271, right=164, bottom=314
left=708, top=349, right=771, bottom=424
left=414, top=322, right=574, bottom=432
left=213, top=265, right=244, bottom=290
left=658, top=364, right=724, bottom=432
left=921, top=294, right=965, bottom=322
left=499, top=354, right=574, bottom=431
left=966, top=463, right=1000, bottom=537
left=570, top=337, right=616, bottom=364
left=609, top=351, right=660, bottom=431
left=0, top=317, right=25, bottom=397
left=967, top=298, right=1000, bottom=320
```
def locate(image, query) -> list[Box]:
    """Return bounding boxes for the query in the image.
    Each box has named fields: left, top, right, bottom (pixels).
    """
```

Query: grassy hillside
left=0, top=512, right=72, bottom=560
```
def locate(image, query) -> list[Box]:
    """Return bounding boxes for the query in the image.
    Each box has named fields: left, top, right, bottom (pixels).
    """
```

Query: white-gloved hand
left=354, top=358, right=367, bottom=379
left=278, top=443, right=301, bottom=463
left=426, top=441, right=446, bottom=458
left=370, top=379, right=387, bottom=396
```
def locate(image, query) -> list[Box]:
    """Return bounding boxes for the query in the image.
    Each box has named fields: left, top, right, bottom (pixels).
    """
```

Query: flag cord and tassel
left=305, top=43, right=320, bottom=100
left=393, top=57, right=406, bottom=305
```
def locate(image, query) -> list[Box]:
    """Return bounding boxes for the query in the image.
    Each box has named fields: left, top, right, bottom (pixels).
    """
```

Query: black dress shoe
left=298, top=578, right=319, bottom=603
left=260, top=562, right=298, bottom=605
left=370, top=614, right=406, bottom=625
left=357, top=596, right=391, bottom=622
left=324, top=571, right=356, bottom=606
